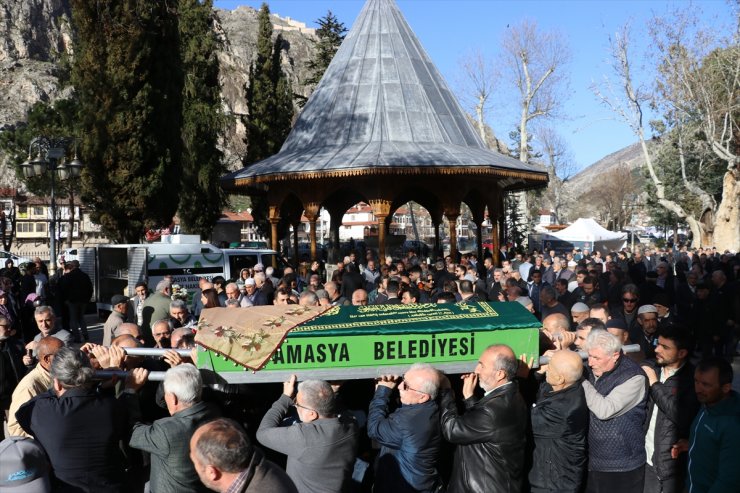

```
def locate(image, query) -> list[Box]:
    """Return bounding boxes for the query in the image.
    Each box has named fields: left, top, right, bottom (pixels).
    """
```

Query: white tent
left=541, top=218, right=627, bottom=254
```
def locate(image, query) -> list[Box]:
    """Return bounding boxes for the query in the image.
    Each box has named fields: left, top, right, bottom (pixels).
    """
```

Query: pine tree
left=177, top=0, right=227, bottom=239
left=244, top=3, right=294, bottom=164
left=71, top=0, right=183, bottom=243
left=305, top=10, right=347, bottom=87
left=243, top=3, right=295, bottom=240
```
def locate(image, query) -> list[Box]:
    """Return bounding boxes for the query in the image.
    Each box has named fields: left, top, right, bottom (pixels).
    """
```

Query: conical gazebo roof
left=223, top=0, right=547, bottom=188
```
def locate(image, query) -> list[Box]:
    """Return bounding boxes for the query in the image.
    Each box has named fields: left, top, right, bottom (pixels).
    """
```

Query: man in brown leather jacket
left=439, top=344, right=528, bottom=492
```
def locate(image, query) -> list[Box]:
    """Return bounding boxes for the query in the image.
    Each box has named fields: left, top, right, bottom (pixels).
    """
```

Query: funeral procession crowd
left=0, top=244, right=738, bottom=493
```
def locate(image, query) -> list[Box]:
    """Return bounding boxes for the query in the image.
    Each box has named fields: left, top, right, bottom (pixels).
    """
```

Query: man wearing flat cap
left=103, top=294, right=129, bottom=346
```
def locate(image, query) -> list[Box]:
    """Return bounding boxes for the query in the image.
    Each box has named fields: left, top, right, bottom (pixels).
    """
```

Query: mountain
left=0, top=1, right=318, bottom=186
left=567, top=141, right=651, bottom=191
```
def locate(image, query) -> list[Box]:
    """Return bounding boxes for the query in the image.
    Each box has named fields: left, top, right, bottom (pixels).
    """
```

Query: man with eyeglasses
left=256, top=375, right=359, bottom=493
left=439, top=344, right=527, bottom=493
left=367, top=364, right=443, bottom=493
left=615, top=284, right=641, bottom=335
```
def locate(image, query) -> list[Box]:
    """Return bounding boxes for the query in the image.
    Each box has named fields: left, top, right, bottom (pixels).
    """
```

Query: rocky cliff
left=0, top=0, right=317, bottom=184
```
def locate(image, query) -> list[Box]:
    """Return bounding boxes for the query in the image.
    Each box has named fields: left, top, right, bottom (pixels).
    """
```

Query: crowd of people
left=0, top=243, right=738, bottom=492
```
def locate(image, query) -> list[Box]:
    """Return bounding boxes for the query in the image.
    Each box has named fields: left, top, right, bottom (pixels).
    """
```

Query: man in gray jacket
left=129, top=363, right=220, bottom=493
left=257, top=375, right=359, bottom=493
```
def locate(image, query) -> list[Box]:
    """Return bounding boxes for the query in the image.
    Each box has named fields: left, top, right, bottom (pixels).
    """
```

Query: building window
left=17, top=223, right=32, bottom=233
left=33, top=207, right=44, bottom=216
left=35, top=223, right=47, bottom=233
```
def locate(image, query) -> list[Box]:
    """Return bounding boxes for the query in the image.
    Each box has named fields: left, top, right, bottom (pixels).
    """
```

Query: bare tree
left=650, top=7, right=740, bottom=250
left=501, top=19, right=571, bottom=163
left=534, top=125, right=575, bottom=222
left=457, top=49, right=499, bottom=143
left=577, top=163, right=638, bottom=230
left=593, top=24, right=706, bottom=245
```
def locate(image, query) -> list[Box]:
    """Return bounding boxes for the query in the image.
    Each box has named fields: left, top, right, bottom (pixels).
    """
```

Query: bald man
left=7, top=336, right=63, bottom=437
left=439, top=344, right=527, bottom=492
left=529, top=350, right=588, bottom=492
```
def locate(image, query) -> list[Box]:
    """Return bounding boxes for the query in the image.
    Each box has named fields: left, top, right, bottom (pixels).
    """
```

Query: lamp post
left=20, top=137, right=84, bottom=274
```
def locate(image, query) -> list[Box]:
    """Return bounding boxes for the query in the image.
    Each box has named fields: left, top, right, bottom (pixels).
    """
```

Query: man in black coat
left=640, top=326, right=699, bottom=493
left=16, top=347, right=147, bottom=492
left=340, top=263, right=365, bottom=301
left=58, top=262, right=93, bottom=342
left=529, top=350, right=588, bottom=493
left=439, top=344, right=528, bottom=493
left=367, top=364, right=443, bottom=492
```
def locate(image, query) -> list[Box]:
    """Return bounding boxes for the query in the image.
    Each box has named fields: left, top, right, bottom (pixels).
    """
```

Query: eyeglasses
left=293, top=401, right=316, bottom=413
left=399, top=379, right=427, bottom=395
left=622, top=298, right=638, bottom=303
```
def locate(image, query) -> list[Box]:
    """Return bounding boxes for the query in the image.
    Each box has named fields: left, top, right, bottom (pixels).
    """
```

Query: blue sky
left=214, top=0, right=730, bottom=173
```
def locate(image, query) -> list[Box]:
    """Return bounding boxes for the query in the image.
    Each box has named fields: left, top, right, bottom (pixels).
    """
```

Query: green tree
left=243, top=3, right=294, bottom=239
left=71, top=0, right=183, bottom=243
left=177, top=0, right=228, bottom=239
left=244, top=3, right=294, bottom=165
left=305, top=10, right=347, bottom=87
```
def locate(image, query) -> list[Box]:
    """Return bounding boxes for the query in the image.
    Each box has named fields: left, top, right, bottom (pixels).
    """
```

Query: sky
left=213, top=0, right=731, bottom=174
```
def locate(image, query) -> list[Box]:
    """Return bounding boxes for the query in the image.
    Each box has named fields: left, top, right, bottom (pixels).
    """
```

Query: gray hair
left=34, top=305, right=55, bottom=318
left=315, top=289, right=329, bottom=301
left=407, top=362, right=441, bottom=399
left=169, top=299, right=187, bottom=311
left=300, top=291, right=319, bottom=305
left=253, top=272, right=266, bottom=283
left=163, top=363, right=202, bottom=404
left=156, top=279, right=172, bottom=293
left=51, top=347, right=94, bottom=389
left=225, top=299, right=240, bottom=307
left=488, top=345, right=519, bottom=382
left=297, top=379, right=336, bottom=417
left=225, top=282, right=239, bottom=292
left=153, top=319, right=174, bottom=332
left=586, top=329, right=622, bottom=355
left=265, top=266, right=274, bottom=276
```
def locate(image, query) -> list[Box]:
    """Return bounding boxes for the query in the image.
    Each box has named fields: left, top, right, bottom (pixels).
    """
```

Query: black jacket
left=0, top=337, right=26, bottom=407
left=58, top=268, right=94, bottom=304
left=528, top=382, right=588, bottom=493
left=440, top=381, right=528, bottom=493
left=643, top=361, right=699, bottom=482
left=17, top=387, right=131, bottom=492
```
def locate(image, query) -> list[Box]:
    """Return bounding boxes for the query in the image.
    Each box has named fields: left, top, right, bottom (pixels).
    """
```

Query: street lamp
left=20, top=137, right=84, bottom=274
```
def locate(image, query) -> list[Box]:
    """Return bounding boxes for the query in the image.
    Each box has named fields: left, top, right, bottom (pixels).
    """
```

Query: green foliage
left=243, top=3, right=295, bottom=239
left=645, top=125, right=724, bottom=221
left=244, top=3, right=294, bottom=165
left=304, top=10, right=347, bottom=87
left=177, top=0, right=228, bottom=239
left=71, top=0, right=183, bottom=243
left=504, top=193, right=527, bottom=251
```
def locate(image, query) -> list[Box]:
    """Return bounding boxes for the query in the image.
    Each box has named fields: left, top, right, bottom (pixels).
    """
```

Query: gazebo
left=222, top=0, right=548, bottom=264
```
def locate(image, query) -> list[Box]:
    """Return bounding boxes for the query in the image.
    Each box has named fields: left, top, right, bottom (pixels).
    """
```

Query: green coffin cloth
left=291, top=301, right=537, bottom=337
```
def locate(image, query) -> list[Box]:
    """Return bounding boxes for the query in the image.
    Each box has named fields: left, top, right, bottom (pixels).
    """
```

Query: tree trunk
left=713, top=168, right=740, bottom=251
left=476, top=97, right=486, bottom=142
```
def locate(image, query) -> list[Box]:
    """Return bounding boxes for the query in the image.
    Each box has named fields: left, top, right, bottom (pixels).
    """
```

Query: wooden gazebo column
left=369, top=199, right=392, bottom=262
left=291, top=218, right=301, bottom=267
left=268, top=205, right=281, bottom=267
left=304, top=202, right=321, bottom=262
left=443, top=204, right=461, bottom=263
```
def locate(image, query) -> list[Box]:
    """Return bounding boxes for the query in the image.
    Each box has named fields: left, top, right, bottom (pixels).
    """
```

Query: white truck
left=63, top=235, right=287, bottom=310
